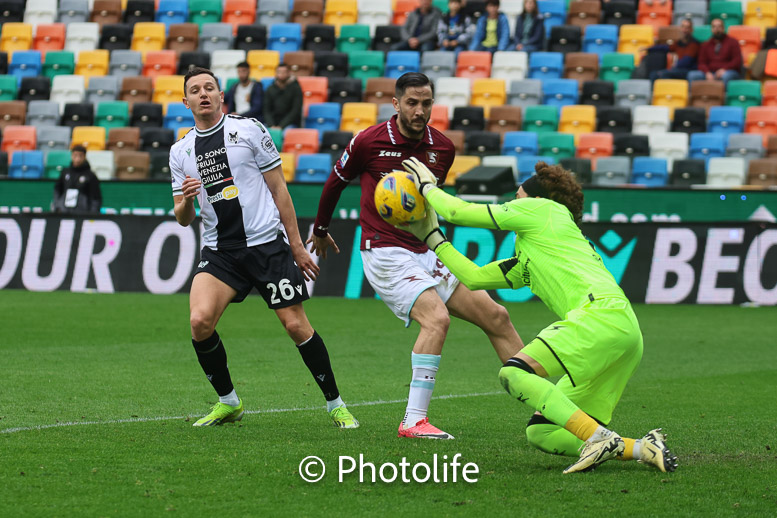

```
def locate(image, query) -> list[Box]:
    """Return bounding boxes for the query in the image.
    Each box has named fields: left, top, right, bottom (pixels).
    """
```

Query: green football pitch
left=1, top=291, right=775, bottom=517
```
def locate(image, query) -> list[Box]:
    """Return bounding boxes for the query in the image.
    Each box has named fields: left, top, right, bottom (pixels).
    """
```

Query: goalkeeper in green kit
left=399, top=157, right=678, bottom=474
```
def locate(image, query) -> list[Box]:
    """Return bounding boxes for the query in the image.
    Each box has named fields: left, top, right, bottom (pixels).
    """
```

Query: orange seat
left=1, top=125, right=36, bottom=154
left=222, top=0, right=256, bottom=34
left=297, top=76, right=329, bottom=109
left=392, top=0, right=419, bottom=25
left=428, top=104, right=450, bottom=131
left=728, top=25, right=762, bottom=64
left=143, top=50, right=177, bottom=77
left=32, top=23, right=66, bottom=55
left=282, top=128, right=320, bottom=154
left=455, top=51, right=492, bottom=79
left=745, top=106, right=777, bottom=147
left=762, top=80, right=777, bottom=107
left=636, top=0, right=672, bottom=33
left=576, top=132, right=613, bottom=168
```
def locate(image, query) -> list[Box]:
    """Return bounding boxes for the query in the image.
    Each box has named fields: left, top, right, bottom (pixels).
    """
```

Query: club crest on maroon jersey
left=427, top=151, right=438, bottom=165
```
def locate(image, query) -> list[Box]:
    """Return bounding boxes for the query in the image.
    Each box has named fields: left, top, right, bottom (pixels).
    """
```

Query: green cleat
left=193, top=399, right=244, bottom=427
left=329, top=405, right=359, bottom=429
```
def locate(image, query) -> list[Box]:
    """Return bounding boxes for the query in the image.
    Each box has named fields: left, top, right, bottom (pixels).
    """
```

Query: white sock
left=219, top=389, right=240, bottom=407
left=587, top=425, right=616, bottom=443
left=402, top=353, right=440, bottom=429
left=633, top=439, right=643, bottom=460
left=326, top=395, right=345, bottom=412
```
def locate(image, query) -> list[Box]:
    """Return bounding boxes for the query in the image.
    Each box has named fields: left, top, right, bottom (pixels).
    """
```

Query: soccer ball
left=374, top=171, right=426, bottom=226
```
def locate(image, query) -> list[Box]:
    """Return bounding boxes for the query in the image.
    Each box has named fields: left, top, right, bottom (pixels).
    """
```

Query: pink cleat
left=397, top=418, right=454, bottom=440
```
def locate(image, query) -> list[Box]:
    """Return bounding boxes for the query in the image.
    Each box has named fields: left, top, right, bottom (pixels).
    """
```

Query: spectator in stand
left=52, top=145, right=102, bottom=214
left=470, top=0, right=511, bottom=52
left=224, top=61, right=263, bottom=119
left=686, top=18, right=742, bottom=85
left=513, top=0, right=544, bottom=52
left=437, top=0, right=475, bottom=55
left=263, top=63, right=303, bottom=130
left=655, top=19, right=700, bottom=81
left=393, top=0, right=443, bottom=52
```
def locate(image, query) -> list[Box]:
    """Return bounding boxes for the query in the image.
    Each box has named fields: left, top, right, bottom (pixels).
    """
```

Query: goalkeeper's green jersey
left=426, top=189, right=627, bottom=319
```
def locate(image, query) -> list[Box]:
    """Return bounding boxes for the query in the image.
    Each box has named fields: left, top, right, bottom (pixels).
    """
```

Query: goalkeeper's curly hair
left=533, top=161, right=584, bottom=226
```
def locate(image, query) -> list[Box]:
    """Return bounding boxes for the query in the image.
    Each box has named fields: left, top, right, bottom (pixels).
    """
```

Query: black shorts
left=196, top=234, right=309, bottom=308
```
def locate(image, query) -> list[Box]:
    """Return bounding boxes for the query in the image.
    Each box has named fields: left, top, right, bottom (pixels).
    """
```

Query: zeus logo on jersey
left=379, top=150, right=402, bottom=157
left=207, top=185, right=240, bottom=204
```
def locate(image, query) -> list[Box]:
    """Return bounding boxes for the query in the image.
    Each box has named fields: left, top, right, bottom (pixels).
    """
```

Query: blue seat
left=385, top=51, right=421, bottom=79
left=295, top=153, right=332, bottom=182
left=261, top=77, right=274, bottom=91
left=502, top=131, right=539, bottom=158
left=9, top=150, right=45, bottom=178
left=631, top=157, right=668, bottom=186
left=537, top=0, right=567, bottom=38
left=268, top=23, right=302, bottom=59
left=305, top=103, right=342, bottom=136
left=528, top=52, right=563, bottom=81
left=582, top=25, right=618, bottom=58
left=517, top=155, right=556, bottom=182
left=689, top=133, right=727, bottom=164
left=156, top=0, right=189, bottom=28
left=542, top=78, right=578, bottom=107
left=707, top=106, right=744, bottom=136
left=163, top=103, right=195, bottom=134
left=8, top=51, right=42, bottom=85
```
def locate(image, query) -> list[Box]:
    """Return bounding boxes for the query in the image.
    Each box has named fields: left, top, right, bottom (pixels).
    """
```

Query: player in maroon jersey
left=307, top=72, right=524, bottom=439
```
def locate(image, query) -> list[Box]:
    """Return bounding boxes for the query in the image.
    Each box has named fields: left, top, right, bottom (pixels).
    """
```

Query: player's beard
left=399, top=111, right=429, bottom=140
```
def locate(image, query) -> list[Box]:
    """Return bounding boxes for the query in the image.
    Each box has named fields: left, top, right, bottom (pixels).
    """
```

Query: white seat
left=357, top=0, right=392, bottom=35
left=435, top=77, right=471, bottom=117
left=649, top=132, right=688, bottom=169
left=50, top=74, right=85, bottom=113
left=24, top=0, right=58, bottom=25
left=501, top=0, right=524, bottom=35
left=211, top=49, right=247, bottom=85
left=706, top=157, right=746, bottom=187
left=64, top=22, right=99, bottom=53
left=492, top=51, right=528, bottom=82
left=632, top=105, right=670, bottom=136
left=86, top=150, right=115, bottom=180
left=482, top=154, right=519, bottom=182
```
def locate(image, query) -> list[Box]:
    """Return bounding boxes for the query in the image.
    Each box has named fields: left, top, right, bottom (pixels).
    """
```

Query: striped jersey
left=170, top=114, right=282, bottom=250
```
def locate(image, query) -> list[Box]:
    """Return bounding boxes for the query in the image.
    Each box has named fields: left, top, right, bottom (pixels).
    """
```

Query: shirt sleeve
left=170, top=144, right=185, bottom=196
left=425, top=188, right=502, bottom=229
left=248, top=119, right=282, bottom=173
left=435, top=241, right=525, bottom=290
left=312, top=132, right=365, bottom=236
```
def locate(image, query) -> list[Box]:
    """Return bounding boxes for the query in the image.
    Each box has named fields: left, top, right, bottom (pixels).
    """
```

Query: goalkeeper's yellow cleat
left=329, top=406, right=359, bottom=429
left=563, top=435, right=625, bottom=474
left=193, top=399, right=244, bottom=427
left=639, top=428, right=678, bottom=473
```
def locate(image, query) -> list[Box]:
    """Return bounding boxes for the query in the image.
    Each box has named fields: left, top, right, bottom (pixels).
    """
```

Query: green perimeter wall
left=2, top=179, right=776, bottom=222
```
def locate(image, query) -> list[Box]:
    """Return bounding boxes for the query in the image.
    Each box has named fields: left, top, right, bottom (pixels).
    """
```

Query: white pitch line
left=0, top=391, right=504, bottom=435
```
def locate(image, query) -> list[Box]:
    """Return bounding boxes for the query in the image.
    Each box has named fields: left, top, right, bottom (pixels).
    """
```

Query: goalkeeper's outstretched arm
left=425, top=188, right=501, bottom=230
left=435, top=242, right=522, bottom=291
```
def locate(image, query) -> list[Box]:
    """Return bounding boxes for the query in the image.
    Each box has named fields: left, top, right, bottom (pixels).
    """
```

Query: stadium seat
left=618, top=25, right=653, bottom=64
left=669, top=158, right=705, bottom=185
left=689, top=80, right=725, bottom=110
left=671, top=107, right=706, bottom=134
left=284, top=50, right=315, bottom=77
left=57, top=0, right=89, bottom=24
left=450, top=106, right=485, bottom=131
left=566, top=0, right=600, bottom=30
left=282, top=128, right=320, bottom=154
left=303, top=24, right=335, bottom=52
left=363, top=76, right=395, bottom=104
left=115, top=150, right=151, bottom=179
left=83, top=149, right=114, bottom=180
left=615, top=79, right=652, bottom=109
left=522, top=105, right=559, bottom=133
left=166, top=23, right=199, bottom=53
left=336, top=23, right=370, bottom=54
left=314, top=50, right=348, bottom=78
left=139, top=127, right=175, bottom=152
left=613, top=133, right=649, bottom=159
left=392, top=0, right=419, bottom=26
left=636, top=0, right=672, bottom=30
left=357, top=0, right=391, bottom=35
left=559, top=156, right=592, bottom=184
left=8, top=50, right=42, bottom=83
left=528, top=52, right=563, bottom=80
left=633, top=106, right=670, bottom=136
left=177, top=51, right=209, bottom=75
left=233, top=25, right=266, bottom=51
left=563, top=52, right=598, bottom=83
left=246, top=50, right=280, bottom=80
left=0, top=100, right=25, bottom=129
left=707, top=157, right=746, bottom=187
left=210, top=49, right=245, bottom=81
left=152, top=75, right=184, bottom=107
left=596, top=106, right=632, bottom=134
left=768, top=135, right=777, bottom=159
left=95, top=101, right=130, bottom=130
left=726, top=133, right=764, bottom=162
left=471, top=78, right=507, bottom=111
left=222, top=0, right=257, bottom=33
left=600, top=52, right=634, bottom=83
left=649, top=132, right=689, bottom=168
left=420, top=51, right=457, bottom=83
left=107, top=127, right=141, bottom=151
left=709, top=0, right=742, bottom=29
left=385, top=51, right=420, bottom=79
left=708, top=106, right=744, bottom=137
left=0, top=22, right=32, bottom=54
left=295, top=153, right=332, bottom=183
left=26, top=100, right=59, bottom=128
left=672, top=0, right=706, bottom=27
left=291, top=0, right=325, bottom=32
left=372, top=25, right=402, bottom=53
left=321, top=130, right=352, bottom=162
left=631, top=156, right=668, bottom=186
left=538, top=132, right=575, bottom=160
left=443, top=129, right=464, bottom=153
left=323, top=0, right=358, bottom=32
left=37, top=125, right=71, bottom=151
left=24, top=0, right=57, bottom=26
left=16, top=76, right=49, bottom=104
left=542, top=78, right=578, bottom=107
left=143, top=50, right=177, bottom=77
left=766, top=28, right=777, bottom=51
left=298, top=75, right=329, bottom=108
left=728, top=25, right=761, bottom=64
left=744, top=1, right=776, bottom=38
left=762, top=81, right=777, bottom=107
left=447, top=155, right=481, bottom=184
left=74, top=49, right=109, bottom=80
left=502, top=131, right=539, bottom=159
left=689, top=132, right=727, bottom=163
left=602, top=0, right=636, bottom=27
left=278, top=151, right=297, bottom=181
left=456, top=51, right=492, bottom=80
left=583, top=25, right=618, bottom=59
left=347, top=50, right=383, bottom=86
left=491, top=51, right=528, bottom=82
left=652, top=79, right=688, bottom=117
left=428, top=103, right=449, bottom=131
left=558, top=105, right=596, bottom=137
left=576, top=132, right=613, bottom=166
left=548, top=25, right=582, bottom=54
left=124, top=0, right=155, bottom=25
left=657, top=24, right=683, bottom=47
left=592, top=156, right=631, bottom=185
left=340, top=102, right=376, bottom=133
left=199, top=23, right=233, bottom=53
left=507, top=79, right=542, bottom=109
left=744, top=106, right=777, bottom=146
left=1, top=125, right=36, bottom=155
left=70, top=126, right=105, bottom=150
left=517, top=155, right=555, bottom=182
left=132, top=22, right=166, bottom=53
left=305, top=102, right=341, bottom=134
left=188, top=0, right=222, bottom=27
left=465, top=131, right=502, bottom=158
left=726, top=80, right=761, bottom=110
left=33, top=23, right=66, bottom=54
left=9, top=149, right=44, bottom=178
left=43, top=148, right=69, bottom=178
left=747, top=158, right=777, bottom=186
left=268, top=23, right=302, bottom=58
left=109, top=49, right=143, bottom=80
left=130, top=101, right=163, bottom=127
left=538, top=0, right=566, bottom=38
left=97, top=23, right=132, bottom=52
left=482, top=154, right=519, bottom=182
left=256, top=0, right=289, bottom=27
left=62, top=102, right=94, bottom=127
left=327, top=77, right=362, bottom=104
left=90, top=0, right=123, bottom=27
left=487, top=105, right=522, bottom=135
left=155, top=0, right=188, bottom=29
left=581, top=80, right=614, bottom=107
left=0, top=74, right=18, bottom=100
left=435, top=77, right=471, bottom=115
left=64, top=22, right=99, bottom=53
left=50, top=74, right=84, bottom=111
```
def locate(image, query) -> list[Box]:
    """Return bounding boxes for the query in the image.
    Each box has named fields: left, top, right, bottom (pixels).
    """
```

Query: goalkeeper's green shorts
left=521, top=296, right=644, bottom=425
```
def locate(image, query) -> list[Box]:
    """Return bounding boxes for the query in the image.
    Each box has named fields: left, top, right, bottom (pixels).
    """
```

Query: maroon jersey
left=313, top=115, right=456, bottom=252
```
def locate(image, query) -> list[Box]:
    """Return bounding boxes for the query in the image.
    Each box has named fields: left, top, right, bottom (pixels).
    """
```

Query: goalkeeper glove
left=397, top=206, right=448, bottom=252
left=402, top=156, right=438, bottom=197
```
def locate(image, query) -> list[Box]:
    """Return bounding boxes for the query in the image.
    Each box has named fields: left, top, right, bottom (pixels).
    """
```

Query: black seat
left=19, top=76, right=51, bottom=103
left=765, top=27, right=777, bottom=51
left=327, top=77, right=362, bottom=104
left=596, top=106, right=632, bottom=133
left=131, top=102, right=163, bottom=127
left=61, top=103, right=95, bottom=127
left=321, top=130, right=353, bottom=163
left=314, top=51, right=348, bottom=78
left=0, top=0, right=24, bottom=24
left=373, top=25, right=402, bottom=53
left=123, top=0, right=155, bottom=26
left=548, top=25, right=582, bottom=54
left=0, top=51, right=8, bottom=74
left=99, top=23, right=132, bottom=51
left=670, top=159, right=706, bottom=186
left=304, top=24, right=336, bottom=52
left=463, top=0, right=486, bottom=19
left=451, top=106, right=485, bottom=132
left=465, top=131, right=501, bottom=157
left=149, top=149, right=171, bottom=178
left=178, top=51, right=210, bottom=74
left=671, top=107, right=706, bottom=134
left=581, top=80, right=614, bottom=106
left=140, top=127, right=175, bottom=152
left=0, top=151, right=8, bottom=177
left=602, top=0, right=636, bottom=26
left=559, top=157, right=592, bottom=184
left=234, top=24, right=267, bottom=51
left=613, top=133, right=650, bottom=159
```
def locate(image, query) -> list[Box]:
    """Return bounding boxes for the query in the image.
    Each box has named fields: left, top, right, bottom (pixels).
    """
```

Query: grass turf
left=1, top=291, right=775, bottom=516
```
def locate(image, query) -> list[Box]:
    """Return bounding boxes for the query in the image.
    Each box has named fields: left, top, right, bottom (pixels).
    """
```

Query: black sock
left=192, top=330, right=234, bottom=397
left=296, top=331, right=340, bottom=401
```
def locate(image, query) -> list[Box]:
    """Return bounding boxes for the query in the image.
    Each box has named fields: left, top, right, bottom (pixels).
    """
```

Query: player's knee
left=190, top=311, right=216, bottom=341
left=419, top=309, right=450, bottom=336
left=486, top=303, right=511, bottom=332
left=282, top=317, right=308, bottom=342
left=525, top=415, right=559, bottom=453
